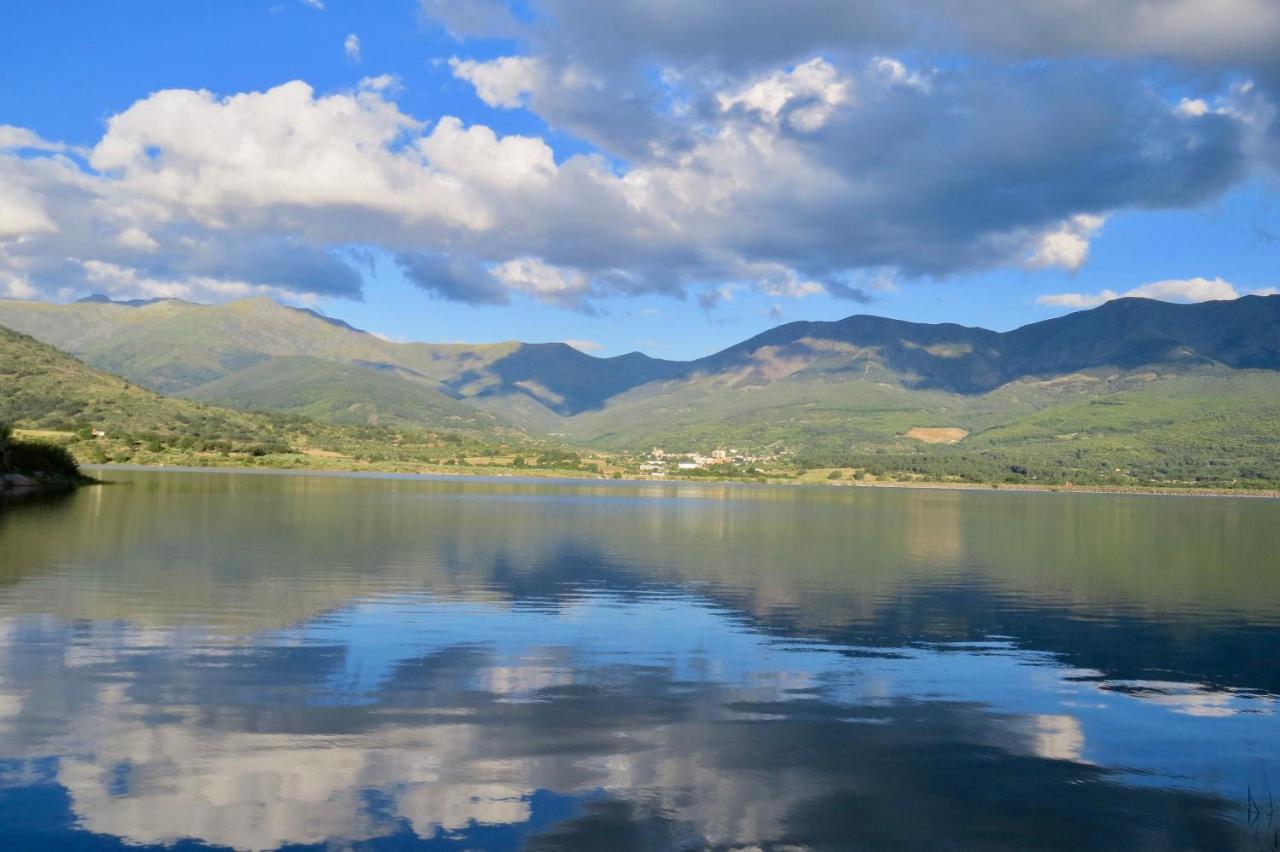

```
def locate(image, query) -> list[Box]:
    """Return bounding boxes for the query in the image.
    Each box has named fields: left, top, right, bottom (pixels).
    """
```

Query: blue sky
left=2, top=0, right=1278, bottom=359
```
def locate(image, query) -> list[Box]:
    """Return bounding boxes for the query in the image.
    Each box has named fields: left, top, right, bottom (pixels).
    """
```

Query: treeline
left=793, top=446, right=1280, bottom=489
left=795, top=449, right=1063, bottom=484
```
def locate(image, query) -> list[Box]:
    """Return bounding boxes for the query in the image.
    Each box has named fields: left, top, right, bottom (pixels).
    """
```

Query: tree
left=0, top=422, right=12, bottom=472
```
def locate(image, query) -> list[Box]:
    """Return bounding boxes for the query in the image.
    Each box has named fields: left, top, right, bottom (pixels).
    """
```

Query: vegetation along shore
left=0, top=422, right=93, bottom=498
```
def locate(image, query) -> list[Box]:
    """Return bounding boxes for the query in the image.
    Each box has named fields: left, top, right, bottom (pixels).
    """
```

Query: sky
left=1, top=0, right=1279, bottom=359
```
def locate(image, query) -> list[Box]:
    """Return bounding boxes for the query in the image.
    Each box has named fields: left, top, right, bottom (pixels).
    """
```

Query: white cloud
left=344, top=33, right=361, bottom=63
left=86, top=81, right=482, bottom=229
left=413, top=0, right=1280, bottom=307
left=871, top=57, right=932, bottom=92
left=358, top=74, right=400, bottom=94
left=115, top=227, right=159, bottom=252
left=302, top=0, right=324, bottom=9
left=0, top=46, right=1262, bottom=312
left=78, top=259, right=318, bottom=305
left=449, top=56, right=545, bottom=108
left=1175, top=97, right=1210, bottom=117
left=1036, top=276, right=1271, bottom=308
left=1027, top=215, right=1106, bottom=272
left=0, top=271, right=38, bottom=300
left=417, top=116, right=556, bottom=192
left=738, top=262, right=826, bottom=298
left=494, top=257, right=591, bottom=308
left=562, top=338, right=602, bottom=353
left=717, top=58, right=851, bottom=132
left=0, top=125, right=66, bottom=152
left=0, top=185, right=58, bottom=239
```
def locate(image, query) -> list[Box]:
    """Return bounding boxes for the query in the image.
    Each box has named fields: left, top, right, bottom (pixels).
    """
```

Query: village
left=633, top=447, right=776, bottom=477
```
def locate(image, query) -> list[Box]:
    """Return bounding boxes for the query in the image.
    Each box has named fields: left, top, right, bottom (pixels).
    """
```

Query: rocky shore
left=0, top=470, right=86, bottom=499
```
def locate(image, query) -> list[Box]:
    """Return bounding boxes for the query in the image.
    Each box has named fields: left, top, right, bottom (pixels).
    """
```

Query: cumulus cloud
left=1037, top=276, right=1271, bottom=308
left=0, top=71, right=1252, bottom=310
left=0, top=125, right=66, bottom=153
left=735, top=263, right=827, bottom=299
left=493, top=257, right=595, bottom=311
left=86, top=82, right=459, bottom=226
left=1028, top=215, right=1106, bottom=272
left=436, top=5, right=1255, bottom=279
left=1176, top=97, right=1211, bottom=118
left=449, top=56, right=545, bottom=108
left=115, top=227, right=159, bottom=252
left=717, top=58, right=851, bottom=132
left=0, top=185, right=58, bottom=239
left=4, top=0, right=1279, bottom=311
left=562, top=338, right=602, bottom=353
left=344, top=33, right=361, bottom=63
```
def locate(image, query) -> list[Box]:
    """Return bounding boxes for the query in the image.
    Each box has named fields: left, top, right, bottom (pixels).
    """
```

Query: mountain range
left=1, top=294, right=1279, bottom=471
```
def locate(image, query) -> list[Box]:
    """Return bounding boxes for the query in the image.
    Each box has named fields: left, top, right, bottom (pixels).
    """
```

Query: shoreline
left=81, top=462, right=1280, bottom=500
left=0, top=474, right=92, bottom=501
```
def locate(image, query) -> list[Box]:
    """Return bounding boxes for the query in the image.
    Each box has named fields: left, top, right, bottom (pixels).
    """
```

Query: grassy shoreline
left=81, top=460, right=1280, bottom=500
left=18, top=425, right=1278, bottom=500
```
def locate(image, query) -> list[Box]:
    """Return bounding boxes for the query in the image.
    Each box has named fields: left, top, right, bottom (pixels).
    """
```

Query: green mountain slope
left=0, top=296, right=680, bottom=428
left=0, top=323, right=285, bottom=443
left=177, top=356, right=505, bottom=430
left=788, top=370, right=1280, bottom=488
left=2, top=294, right=1279, bottom=473
left=559, top=359, right=1168, bottom=450
left=0, top=323, right=562, bottom=475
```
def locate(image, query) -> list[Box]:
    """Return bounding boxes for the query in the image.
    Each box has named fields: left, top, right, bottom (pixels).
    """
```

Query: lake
left=1, top=469, right=1278, bottom=850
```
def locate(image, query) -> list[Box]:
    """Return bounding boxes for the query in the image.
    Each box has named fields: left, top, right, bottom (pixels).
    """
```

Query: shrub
left=0, top=422, right=83, bottom=479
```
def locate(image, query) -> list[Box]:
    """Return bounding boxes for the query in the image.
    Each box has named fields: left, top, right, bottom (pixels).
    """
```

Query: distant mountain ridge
left=688, top=295, right=1280, bottom=394
left=1, top=294, right=1278, bottom=445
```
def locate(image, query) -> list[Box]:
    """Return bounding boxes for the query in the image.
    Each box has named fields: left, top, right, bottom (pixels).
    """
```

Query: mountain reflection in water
left=0, top=470, right=1276, bottom=850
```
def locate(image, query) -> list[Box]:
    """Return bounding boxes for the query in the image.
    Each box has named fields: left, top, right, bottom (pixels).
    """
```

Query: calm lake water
left=1, top=469, right=1278, bottom=850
